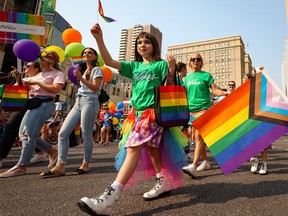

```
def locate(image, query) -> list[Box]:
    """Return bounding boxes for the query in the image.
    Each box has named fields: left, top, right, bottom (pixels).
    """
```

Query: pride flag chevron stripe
left=193, top=71, right=288, bottom=175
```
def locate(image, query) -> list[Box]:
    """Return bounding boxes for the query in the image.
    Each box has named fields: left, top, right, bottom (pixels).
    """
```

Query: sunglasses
left=228, top=84, right=235, bottom=87
left=190, top=58, right=202, bottom=62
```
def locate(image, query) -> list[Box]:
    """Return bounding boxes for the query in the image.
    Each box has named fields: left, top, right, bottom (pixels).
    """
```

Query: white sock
left=111, top=181, right=124, bottom=191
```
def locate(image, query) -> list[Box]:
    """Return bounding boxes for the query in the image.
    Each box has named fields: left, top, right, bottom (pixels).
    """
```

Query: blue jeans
left=18, top=99, right=55, bottom=166
left=58, top=95, right=99, bottom=164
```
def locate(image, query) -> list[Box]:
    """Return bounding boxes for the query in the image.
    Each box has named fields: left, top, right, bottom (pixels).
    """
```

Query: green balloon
left=98, top=54, right=104, bottom=66
left=65, top=42, right=85, bottom=57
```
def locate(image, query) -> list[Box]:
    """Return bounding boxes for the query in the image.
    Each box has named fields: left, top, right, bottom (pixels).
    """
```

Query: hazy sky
left=56, top=0, right=287, bottom=88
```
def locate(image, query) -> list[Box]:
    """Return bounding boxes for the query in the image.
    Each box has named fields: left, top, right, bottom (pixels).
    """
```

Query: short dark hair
left=176, top=62, right=186, bottom=72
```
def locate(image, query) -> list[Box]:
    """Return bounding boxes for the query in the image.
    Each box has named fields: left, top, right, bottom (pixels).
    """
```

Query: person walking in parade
left=77, top=23, right=187, bottom=216
left=182, top=52, right=228, bottom=178
left=40, top=47, right=103, bottom=177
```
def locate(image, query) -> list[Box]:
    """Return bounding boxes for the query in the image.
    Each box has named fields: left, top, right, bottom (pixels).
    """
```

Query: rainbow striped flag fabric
left=98, top=0, right=116, bottom=23
left=155, top=85, right=189, bottom=127
left=71, top=56, right=87, bottom=65
left=193, top=71, right=288, bottom=175
left=0, top=84, right=28, bottom=111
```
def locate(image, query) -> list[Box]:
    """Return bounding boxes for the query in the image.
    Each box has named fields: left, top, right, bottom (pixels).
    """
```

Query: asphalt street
left=0, top=136, right=287, bottom=216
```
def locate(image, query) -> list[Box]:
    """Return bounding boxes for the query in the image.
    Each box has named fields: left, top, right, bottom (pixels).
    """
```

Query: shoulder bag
left=99, top=88, right=110, bottom=105
left=154, top=72, right=189, bottom=127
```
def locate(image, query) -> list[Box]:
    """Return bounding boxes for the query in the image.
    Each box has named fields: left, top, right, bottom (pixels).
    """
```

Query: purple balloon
left=68, top=64, right=79, bottom=85
left=117, top=109, right=124, bottom=115
left=13, top=39, right=40, bottom=62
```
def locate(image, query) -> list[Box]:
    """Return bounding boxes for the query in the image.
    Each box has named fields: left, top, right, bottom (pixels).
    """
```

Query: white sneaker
left=196, top=160, right=211, bottom=172
left=182, top=164, right=196, bottom=178
left=143, top=175, right=172, bottom=200
left=250, top=158, right=259, bottom=173
left=30, top=153, right=47, bottom=164
left=77, top=184, right=120, bottom=216
left=259, top=162, right=267, bottom=175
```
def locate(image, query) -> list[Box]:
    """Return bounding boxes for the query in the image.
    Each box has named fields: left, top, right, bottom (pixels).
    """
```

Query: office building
left=118, top=24, right=162, bottom=61
left=167, top=35, right=253, bottom=88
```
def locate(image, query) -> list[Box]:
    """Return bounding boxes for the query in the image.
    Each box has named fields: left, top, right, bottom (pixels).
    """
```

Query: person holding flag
left=77, top=23, right=187, bottom=216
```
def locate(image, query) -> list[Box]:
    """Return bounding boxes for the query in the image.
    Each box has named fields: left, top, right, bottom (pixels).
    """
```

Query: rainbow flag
left=155, top=85, right=189, bottom=127
left=193, top=71, right=288, bottom=175
left=0, top=85, right=28, bottom=111
left=98, top=0, right=116, bottom=23
left=71, top=56, right=87, bottom=65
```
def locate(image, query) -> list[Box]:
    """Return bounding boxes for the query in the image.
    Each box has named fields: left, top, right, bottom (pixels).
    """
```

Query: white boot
left=77, top=184, right=120, bottom=215
left=143, top=174, right=172, bottom=200
left=250, top=157, right=259, bottom=173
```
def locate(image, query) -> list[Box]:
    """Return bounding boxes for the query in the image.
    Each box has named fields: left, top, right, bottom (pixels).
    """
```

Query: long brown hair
left=134, top=32, right=162, bottom=62
left=79, top=47, right=99, bottom=81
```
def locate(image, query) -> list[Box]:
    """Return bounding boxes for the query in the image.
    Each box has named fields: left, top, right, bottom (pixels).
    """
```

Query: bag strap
left=161, top=68, right=181, bottom=86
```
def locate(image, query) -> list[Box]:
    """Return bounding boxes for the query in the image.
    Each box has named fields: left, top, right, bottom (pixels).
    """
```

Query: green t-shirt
left=120, top=60, right=168, bottom=111
left=184, top=70, right=214, bottom=112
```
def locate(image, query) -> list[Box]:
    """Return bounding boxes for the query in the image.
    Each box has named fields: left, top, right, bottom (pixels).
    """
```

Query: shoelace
left=152, top=176, right=163, bottom=191
left=252, top=160, right=259, bottom=167
left=259, top=163, right=266, bottom=170
left=91, top=185, right=116, bottom=203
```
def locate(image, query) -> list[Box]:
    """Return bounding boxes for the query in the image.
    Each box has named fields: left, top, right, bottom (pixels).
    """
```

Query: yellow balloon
left=112, top=117, right=119, bottom=125
left=44, top=46, right=65, bottom=62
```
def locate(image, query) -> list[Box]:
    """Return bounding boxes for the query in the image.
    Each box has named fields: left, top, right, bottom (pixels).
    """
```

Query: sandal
left=98, top=141, right=104, bottom=146
left=71, top=168, right=89, bottom=176
left=40, top=170, right=65, bottom=178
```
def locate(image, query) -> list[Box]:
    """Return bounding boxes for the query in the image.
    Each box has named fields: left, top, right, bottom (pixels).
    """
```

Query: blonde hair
left=188, top=52, right=203, bottom=72
left=41, top=50, right=61, bottom=71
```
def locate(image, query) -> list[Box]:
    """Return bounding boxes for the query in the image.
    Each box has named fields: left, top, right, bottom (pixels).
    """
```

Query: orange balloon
left=62, top=28, right=82, bottom=45
left=108, top=102, right=116, bottom=111
left=100, top=66, right=113, bottom=83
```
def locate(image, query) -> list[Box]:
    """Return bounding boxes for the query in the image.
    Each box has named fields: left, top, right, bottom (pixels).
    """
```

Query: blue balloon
left=114, top=112, right=122, bottom=119
left=116, top=102, right=124, bottom=109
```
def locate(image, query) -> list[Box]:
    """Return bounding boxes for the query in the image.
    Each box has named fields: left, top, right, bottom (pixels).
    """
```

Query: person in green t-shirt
left=77, top=23, right=187, bottom=215
left=182, top=52, right=228, bottom=179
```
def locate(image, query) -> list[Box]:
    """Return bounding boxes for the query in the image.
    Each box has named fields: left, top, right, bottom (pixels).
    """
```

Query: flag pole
left=97, top=0, right=99, bottom=23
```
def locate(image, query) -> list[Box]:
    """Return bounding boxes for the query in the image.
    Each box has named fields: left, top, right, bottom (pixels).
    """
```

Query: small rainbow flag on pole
left=98, top=0, right=116, bottom=23
left=71, top=56, right=87, bottom=65
left=193, top=71, right=288, bottom=175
